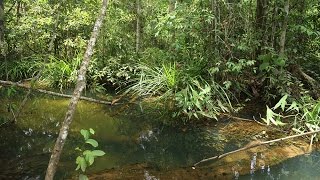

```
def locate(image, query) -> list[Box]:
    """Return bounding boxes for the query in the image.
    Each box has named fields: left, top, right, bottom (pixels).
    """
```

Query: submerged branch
left=193, top=129, right=320, bottom=167
left=0, top=80, right=118, bottom=105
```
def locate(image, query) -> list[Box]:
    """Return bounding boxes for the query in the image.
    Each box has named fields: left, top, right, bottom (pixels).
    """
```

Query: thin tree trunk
left=44, top=0, right=109, bottom=179
left=135, top=0, right=141, bottom=53
left=279, top=0, right=290, bottom=55
left=270, top=1, right=278, bottom=48
left=212, top=0, right=218, bottom=58
left=255, top=0, right=268, bottom=58
left=0, top=0, right=4, bottom=48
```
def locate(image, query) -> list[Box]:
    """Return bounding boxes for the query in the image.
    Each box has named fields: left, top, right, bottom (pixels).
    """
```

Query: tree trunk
left=270, top=1, right=278, bottom=48
left=135, top=0, right=141, bottom=53
left=255, top=0, right=268, bottom=58
left=279, top=0, right=290, bottom=55
left=212, top=0, right=218, bottom=57
left=44, top=0, right=109, bottom=179
left=0, top=0, right=4, bottom=47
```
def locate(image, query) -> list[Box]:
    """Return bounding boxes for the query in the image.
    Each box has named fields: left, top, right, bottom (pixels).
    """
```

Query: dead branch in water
left=0, top=80, right=119, bottom=105
left=193, top=129, right=320, bottom=167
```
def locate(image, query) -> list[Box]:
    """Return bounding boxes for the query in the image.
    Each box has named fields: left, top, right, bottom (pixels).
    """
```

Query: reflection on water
left=1, top=91, right=320, bottom=179
left=0, top=92, right=222, bottom=179
left=239, top=152, right=320, bottom=180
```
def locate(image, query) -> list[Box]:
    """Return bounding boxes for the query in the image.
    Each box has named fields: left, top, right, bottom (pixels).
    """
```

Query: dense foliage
left=0, top=0, right=319, bottom=125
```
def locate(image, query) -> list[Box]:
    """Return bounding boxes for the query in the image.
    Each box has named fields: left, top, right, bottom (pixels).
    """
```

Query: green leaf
left=83, top=150, right=95, bottom=166
left=89, top=128, right=95, bottom=135
left=91, top=150, right=106, bottom=157
left=286, top=101, right=299, bottom=112
left=275, top=58, right=286, bottom=67
left=273, top=94, right=288, bottom=111
left=86, top=139, right=98, bottom=147
left=80, top=129, right=89, bottom=140
left=259, top=62, right=270, bottom=71
left=75, top=156, right=87, bottom=172
left=79, top=174, right=89, bottom=180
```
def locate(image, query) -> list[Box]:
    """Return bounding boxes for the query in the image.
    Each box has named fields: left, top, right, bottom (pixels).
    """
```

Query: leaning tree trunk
left=44, top=0, right=109, bottom=179
left=279, top=0, right=289, bottom=55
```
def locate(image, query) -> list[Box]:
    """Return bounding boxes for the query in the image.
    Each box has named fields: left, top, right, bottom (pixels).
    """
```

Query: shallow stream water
left=0, top=90, right=320, bottom=179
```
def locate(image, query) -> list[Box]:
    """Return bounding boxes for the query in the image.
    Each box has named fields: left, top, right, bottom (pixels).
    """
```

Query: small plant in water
left=75, top=128, right=105, bottom=180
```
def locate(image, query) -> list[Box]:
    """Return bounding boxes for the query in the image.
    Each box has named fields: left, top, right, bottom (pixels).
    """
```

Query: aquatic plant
left=75, top=128, right=105, bottom=180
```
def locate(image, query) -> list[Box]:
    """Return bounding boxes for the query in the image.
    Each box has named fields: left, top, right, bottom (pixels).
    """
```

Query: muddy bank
left=89, top=121, right=315, bottom=179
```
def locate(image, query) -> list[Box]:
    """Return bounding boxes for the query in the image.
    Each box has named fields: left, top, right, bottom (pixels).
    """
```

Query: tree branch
left=0, top=80, right=118, bottom=105
left=193, top=129, right=319, bottom=167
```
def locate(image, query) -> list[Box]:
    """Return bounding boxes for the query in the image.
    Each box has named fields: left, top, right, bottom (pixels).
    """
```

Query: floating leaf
left=86, top=139, right=98, bottom=147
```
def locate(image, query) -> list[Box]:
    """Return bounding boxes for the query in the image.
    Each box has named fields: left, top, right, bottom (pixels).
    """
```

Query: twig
left=193, top=129, right=320, bottom=167
left=9, top=107, right=17, bottom=124
left=221, top=113, right=266, bottom=126
left=0, top=80, right=119, bottom=105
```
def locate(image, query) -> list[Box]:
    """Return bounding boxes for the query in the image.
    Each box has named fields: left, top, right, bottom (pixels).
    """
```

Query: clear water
left=0, top=91, right=221, bottom=179
left=1, top=90, right=320, bottom=179
left=239, top=152, right=320, bottom=180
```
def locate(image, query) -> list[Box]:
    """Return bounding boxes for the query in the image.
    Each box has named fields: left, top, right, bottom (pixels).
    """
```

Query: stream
left=0, top=90, right=320, bottom=179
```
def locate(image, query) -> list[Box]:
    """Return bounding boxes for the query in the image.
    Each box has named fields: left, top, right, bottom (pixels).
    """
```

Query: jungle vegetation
left=0, top=0, right=319, bottom=131
left=1, top=0, right=320, bottom=179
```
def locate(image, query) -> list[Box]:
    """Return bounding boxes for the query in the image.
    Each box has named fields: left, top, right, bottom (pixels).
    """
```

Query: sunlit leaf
left=80, top=129, right=89, bottom=140
left=75, top=156, right=87, bottom=172
left=86, top=139, right=98, bottom=147
left=91, top=150, right=105, bottom=156
left=273, top=94, right=288, bottom=111
left=89, top=128, right=95, bottom=135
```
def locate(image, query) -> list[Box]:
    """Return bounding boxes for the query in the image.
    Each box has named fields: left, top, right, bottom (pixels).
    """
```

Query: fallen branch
left=0, top=80, right=119, bottom=105
left=193, top=129, right=320, bottom=167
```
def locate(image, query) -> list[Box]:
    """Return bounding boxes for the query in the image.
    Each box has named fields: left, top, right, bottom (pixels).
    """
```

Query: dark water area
left=0, top=90, right=320, bottom=179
